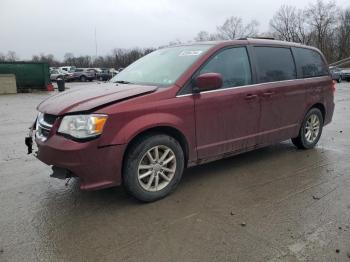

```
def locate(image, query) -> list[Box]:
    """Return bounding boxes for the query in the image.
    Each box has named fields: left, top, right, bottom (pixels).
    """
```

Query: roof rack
left=238, top=37, right=275, bottom=40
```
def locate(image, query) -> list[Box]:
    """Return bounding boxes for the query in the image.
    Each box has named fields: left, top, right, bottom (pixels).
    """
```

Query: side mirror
left=194, top=73, right=223, bottom=92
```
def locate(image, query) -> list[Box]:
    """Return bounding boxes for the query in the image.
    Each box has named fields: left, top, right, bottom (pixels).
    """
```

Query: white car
left=59, top=66, right=76, bottom=73
left=50, top=69, right=74, bottom=81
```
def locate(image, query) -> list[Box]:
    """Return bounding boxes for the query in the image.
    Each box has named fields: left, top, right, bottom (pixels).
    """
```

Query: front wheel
left=292, top=108, right=323, bottom=149
left=123, top=134, right=184, bottom=202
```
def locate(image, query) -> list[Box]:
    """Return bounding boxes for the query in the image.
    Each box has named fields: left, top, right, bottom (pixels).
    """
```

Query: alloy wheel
left=137, top=145, right=176, bottom=192
left=304, top=114, right=320, bottom=143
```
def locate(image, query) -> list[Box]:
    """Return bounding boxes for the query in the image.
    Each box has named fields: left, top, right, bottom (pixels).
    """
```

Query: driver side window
left=199, top=47, right=252, bottom=89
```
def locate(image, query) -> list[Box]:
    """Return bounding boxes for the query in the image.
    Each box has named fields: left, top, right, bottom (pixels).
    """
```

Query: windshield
left=110, top=45, right=213, bottom=86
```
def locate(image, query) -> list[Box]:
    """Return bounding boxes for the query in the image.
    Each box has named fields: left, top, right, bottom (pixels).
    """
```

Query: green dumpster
left=0, top=62, right=50, bottom=91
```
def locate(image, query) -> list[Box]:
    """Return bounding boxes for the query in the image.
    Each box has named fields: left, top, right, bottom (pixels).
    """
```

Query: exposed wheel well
left=311, top=103, right=326, bottom=121
left=122, top=126, right=189, bottom=177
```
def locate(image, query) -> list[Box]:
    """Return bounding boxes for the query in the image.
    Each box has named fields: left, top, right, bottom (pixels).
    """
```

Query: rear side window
left=293, top=48, right=328, bottom=78
left=254, top=47, right=296, bottom=83
left=199, top=47, right=252, bottom=89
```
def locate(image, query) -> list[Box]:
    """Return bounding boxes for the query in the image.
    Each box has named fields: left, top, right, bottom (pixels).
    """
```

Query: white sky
left=0, top=0, right=348, bottom=59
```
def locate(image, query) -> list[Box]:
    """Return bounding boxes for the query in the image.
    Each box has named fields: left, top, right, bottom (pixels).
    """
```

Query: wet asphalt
left=0, top=82, right=350, bottom=262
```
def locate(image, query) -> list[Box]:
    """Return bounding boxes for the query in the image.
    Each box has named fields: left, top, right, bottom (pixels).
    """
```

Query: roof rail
left=238, top=37, right=275, bottom=40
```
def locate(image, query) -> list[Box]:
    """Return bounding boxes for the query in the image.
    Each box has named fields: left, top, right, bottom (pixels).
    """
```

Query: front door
left=193, top=46, right=261, bottom=160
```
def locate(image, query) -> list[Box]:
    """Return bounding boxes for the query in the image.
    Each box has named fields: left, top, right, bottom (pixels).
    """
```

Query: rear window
left=254, top=47, right=296, bottom=83
left=293, top=48, right=328, bottom=78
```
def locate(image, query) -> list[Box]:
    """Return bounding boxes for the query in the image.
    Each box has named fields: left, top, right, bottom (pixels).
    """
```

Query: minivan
left=27, top=39, right=335, bottom=202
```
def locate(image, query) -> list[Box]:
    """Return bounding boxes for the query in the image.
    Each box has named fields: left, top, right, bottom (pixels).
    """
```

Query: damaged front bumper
left=25, top=118, right=126, bottom=190
left=51, top=166, right=73, bottom=179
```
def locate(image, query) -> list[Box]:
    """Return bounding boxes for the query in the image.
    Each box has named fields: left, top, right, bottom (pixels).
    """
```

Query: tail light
left=331, top=80, right=336, bottom=93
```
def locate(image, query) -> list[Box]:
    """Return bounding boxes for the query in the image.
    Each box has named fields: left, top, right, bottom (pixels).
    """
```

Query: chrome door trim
left=176, top=76, right=330, bottom=98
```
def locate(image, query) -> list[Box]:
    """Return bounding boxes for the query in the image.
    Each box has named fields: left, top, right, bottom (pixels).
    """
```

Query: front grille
left=36, top=113, right=57, bottom=141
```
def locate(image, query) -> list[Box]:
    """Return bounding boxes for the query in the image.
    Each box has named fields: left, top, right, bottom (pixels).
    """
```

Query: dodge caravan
left=27, top=39, right=335, bottom=202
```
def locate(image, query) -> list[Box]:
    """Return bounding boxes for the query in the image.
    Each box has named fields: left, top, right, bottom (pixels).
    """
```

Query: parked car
left=72, top=68, right=95, bottom=82
left=109, top=68, right=119, bottom=77
left=341, top=68, right=350, bottom=81
left=59, top=66, right=76, bottom=73
left=329, top=66, right=342, bottom=83
left=50, top=68, right=74, bottom=82
left=28, top=39, right=334, bottom=202
left=96, top=68, right=111, bottom=81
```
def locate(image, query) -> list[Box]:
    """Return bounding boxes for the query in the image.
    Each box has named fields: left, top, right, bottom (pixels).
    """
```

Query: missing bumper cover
left=51, top=166, right=72, bottom=180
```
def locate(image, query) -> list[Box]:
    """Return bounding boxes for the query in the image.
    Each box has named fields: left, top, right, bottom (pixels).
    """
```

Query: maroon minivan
left=29, top=39, right=335, bottom=202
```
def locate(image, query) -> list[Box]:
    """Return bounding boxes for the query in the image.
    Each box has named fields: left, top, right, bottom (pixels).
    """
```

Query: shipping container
left=0, top=62, right=50, bottom=91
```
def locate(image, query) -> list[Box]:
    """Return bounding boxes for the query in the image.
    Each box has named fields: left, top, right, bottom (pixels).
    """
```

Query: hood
left=37, top=82, right=157, bottom=115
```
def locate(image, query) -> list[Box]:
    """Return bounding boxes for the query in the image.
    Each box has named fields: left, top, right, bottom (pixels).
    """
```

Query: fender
left=300, top=99, right=326, bottom=128
left=113, top=112, right=187, bottom=144
left=99, top=111, right=197, bottom=163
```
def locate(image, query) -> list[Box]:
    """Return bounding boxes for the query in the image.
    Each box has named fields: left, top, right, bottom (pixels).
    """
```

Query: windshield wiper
left=114, top=80, right=133, bottom=84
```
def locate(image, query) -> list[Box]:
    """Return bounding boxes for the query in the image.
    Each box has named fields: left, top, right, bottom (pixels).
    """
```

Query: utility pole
left=94, top=27, right=98, bottom=59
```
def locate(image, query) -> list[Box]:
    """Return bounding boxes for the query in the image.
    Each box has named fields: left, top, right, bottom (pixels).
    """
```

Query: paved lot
left=0, top=82, right=350, bottom=261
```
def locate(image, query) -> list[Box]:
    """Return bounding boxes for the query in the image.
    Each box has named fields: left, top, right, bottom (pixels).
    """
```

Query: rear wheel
left=80, top=75, right=87, bottom=82
left=123, top=134, right=184, bottom=202
left=292, top=108, right=323, bottom=149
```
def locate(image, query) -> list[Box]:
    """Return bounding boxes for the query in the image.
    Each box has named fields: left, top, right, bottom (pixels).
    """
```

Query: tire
left=337, top=77, right=341, bottom=83
left=99, top=76, right=103, bottom=81
left=80, top=75, right=87, bottom=82
left=123, top=133, right=185, bottom=202
left=292, top=108, right=323, bottom=149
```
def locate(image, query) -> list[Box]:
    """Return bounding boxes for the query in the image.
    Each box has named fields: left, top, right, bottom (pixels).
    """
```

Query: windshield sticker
left=179, top=50, right=203, bottom=56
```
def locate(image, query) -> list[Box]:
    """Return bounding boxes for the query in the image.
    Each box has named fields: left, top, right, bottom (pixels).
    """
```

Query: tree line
left=194, top=0, right=350, bottom=64
left=0, top=48, right=155, bottom=69
left=0, top=0, right=349, bottom=68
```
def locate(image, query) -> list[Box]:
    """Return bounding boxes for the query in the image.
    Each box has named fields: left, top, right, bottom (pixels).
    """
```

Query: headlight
left=58, top=114, right=108, bottom=139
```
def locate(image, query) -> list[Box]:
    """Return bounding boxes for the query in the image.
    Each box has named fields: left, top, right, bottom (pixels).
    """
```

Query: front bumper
left=35, top=134, right=126, bottom=190
left=343, top=74, right=350, bottom=80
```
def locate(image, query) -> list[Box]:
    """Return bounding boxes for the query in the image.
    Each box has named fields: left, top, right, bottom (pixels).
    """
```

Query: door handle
left=262, top=91, right=274, bottom=97
left=245, top=94, right=258, bottom=100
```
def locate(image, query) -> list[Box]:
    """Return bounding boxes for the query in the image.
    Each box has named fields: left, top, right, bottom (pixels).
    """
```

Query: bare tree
left=336, top=9, right=350, bottom=60
left=107, top=48, right=154, bottom=69
left=63, top=52, right=74, bottom=62
left=216, top=16, right=259, bottom=40
left=194, top=31, right=220, bottom=41
left=270, top=5, right=310, bottom=44
left=168, top=39, right=183, bottom=46
left=32, top=53, right=60, bottom=66
left=306, top=0, right=339, bottom=59
left=6, top=51, right=18, bottom=61
left=0, top=53, right=5, bottom=62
